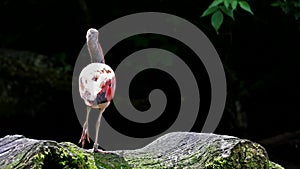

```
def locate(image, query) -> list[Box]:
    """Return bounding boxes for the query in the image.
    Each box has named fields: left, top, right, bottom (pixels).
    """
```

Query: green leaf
left=295, top=1, right=300, bottom=7
left=231, top=0, right=238, bottom=10
left=209, top=0, right=223, bottom=8
left=270, top=1, right=281, bottom=7
left=201, top=6, right=218, bottom=17
left=239, top=1, right=254, bottom=15
left=224, top=0, right=230, bottom=8
left=220, top=6, right=234, bottom=20
left=211, top=10, right=224, bottom=33
left=295, top=12, right=300, bottom=20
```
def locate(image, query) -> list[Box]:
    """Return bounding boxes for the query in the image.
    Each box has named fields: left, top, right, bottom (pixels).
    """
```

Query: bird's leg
left=79, top=106, right=91, bottom=147
left=93, top=108, right=104, bottom=152
left=93, top=102, right=110, bottom=153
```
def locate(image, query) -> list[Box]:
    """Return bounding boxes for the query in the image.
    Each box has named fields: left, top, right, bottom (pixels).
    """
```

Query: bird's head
left=86, top=28, right=99, bottom=42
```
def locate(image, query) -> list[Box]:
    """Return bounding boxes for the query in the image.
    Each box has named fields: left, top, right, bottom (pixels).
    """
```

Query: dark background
left=0, top=0, right=299, bottom=168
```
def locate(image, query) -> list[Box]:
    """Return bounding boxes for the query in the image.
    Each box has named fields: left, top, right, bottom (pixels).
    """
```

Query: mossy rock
left=0, top=132, right=284, bottom=168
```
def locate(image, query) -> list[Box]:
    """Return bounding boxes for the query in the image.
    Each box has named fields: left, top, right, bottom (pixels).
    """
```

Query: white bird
left=78, top=28, right=116, bottom=152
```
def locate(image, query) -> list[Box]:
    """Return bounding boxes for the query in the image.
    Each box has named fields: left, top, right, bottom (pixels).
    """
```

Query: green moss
left=204, top=142, right=269, bottom=169
left=30, top=142, right=96, bottom=169
left=269, top=161, right=284, bottom=169
left=29, top=141, right=133, bottom=169
left=93, top=152, right=132, bottom=169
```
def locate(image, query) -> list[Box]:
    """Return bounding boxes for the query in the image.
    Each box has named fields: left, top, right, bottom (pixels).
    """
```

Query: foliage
left=201, top=0, right=253, bottom=33
left=271, top=0, right=300, bottom=29
left=0, top=49, right=72, bottom=118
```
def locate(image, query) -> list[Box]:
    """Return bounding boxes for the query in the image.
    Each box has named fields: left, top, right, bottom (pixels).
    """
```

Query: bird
left=78, top=28, right=116, bottom=152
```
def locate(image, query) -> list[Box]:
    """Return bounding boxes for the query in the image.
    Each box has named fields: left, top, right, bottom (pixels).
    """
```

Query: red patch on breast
left=106, top=87, right=112, bottom=101
left=97, top=77, right=116, bottom=102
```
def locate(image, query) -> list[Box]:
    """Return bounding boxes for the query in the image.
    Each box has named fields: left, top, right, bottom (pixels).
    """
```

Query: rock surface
left=0, top=132, right=284, bottom=168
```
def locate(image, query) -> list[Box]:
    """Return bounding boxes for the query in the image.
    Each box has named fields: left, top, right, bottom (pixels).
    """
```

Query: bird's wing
left=86, top=28, right=105, bottom=63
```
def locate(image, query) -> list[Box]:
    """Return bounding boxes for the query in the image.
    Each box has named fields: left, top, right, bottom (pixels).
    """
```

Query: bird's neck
left=87, top=39, right=104, bottom=63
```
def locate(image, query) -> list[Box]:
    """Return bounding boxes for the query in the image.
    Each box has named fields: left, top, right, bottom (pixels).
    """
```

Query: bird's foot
left=94, top=148, right=111, bottom=154
left=92, top=143, right=111, bottom=154
left=79, top=124, right=90, bottom=148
